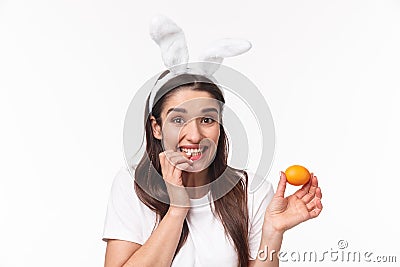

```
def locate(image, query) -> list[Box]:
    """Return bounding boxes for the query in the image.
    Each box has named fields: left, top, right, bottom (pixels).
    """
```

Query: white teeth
left=180, top=147, right=202, bottom=154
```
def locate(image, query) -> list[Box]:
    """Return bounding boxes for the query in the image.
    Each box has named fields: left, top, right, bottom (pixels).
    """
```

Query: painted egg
left=285, top=165, right=311, bottom=186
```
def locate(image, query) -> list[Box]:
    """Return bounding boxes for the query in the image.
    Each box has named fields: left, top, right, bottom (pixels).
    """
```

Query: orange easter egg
left=285, top=165, right=311, bottom=186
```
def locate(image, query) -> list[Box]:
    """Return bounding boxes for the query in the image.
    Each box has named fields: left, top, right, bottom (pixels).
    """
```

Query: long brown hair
left=134, top=72, right=250, bottom=266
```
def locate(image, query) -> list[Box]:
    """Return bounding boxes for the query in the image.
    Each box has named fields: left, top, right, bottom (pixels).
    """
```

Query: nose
left=181, top=118, right=202, bottom=143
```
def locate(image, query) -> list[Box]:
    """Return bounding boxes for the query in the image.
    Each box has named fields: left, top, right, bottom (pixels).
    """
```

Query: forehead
left=162, top=88, right=220, bottom=113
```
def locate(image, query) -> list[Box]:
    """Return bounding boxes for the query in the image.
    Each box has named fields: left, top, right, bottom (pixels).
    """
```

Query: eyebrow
left=166, top=107, right=219, bottom=115
left=201, top=107, right=218, bottom=114
left=166, top=107, right=187, bottom=115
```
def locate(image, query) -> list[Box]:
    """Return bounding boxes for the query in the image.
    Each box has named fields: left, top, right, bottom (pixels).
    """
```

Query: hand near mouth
left=159, top=150, right=194, bottom=211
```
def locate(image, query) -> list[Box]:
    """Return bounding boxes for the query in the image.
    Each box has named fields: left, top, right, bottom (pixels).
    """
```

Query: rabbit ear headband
left=148, top=15, right=252, bottom=113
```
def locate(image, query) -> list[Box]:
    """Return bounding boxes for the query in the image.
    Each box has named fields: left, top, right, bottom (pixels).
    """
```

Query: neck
left=182, top=168, right=211, bottom=199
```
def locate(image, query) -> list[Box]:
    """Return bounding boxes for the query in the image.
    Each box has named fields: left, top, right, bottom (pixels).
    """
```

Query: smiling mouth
left=179, top=146, right=208, bottom=160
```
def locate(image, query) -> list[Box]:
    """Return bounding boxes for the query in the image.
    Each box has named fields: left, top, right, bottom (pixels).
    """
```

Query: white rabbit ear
left=149, top=15, right=189, bottom=72
left=198, top=38, right=252, bottom=75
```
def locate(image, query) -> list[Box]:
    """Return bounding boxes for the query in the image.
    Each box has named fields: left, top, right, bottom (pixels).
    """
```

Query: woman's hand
left=263, top=172, right=323, bottom=235
left=159, top=150, right=193, bottom=213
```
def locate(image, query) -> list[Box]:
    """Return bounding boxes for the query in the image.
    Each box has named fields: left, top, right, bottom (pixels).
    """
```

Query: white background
left=1, top=1, right=399, bottom=266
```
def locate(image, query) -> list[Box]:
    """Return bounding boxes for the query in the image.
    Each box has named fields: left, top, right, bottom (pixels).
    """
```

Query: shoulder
left=108, top=166, right=151, bottom=213
left=103, top=166, right=156, bottom=244
left=112, top=166, right=134, bottom=189
left=107, top=165, right=157, bottom=221
left=246, top=171, right=274, bottom=196
left=235, top=170, right=274, bottom=197
left=243, top=171, right=275, bottom=218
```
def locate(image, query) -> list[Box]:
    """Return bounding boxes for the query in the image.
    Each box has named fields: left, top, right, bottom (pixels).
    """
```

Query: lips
left=178, top=145, right=207, bottom=160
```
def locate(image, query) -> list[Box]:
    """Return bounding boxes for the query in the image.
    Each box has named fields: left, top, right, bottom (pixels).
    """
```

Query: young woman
left=102, top=72, right=323, bottom=267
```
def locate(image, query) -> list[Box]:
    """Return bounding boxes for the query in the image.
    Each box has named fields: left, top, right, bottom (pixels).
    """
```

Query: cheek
left=208, top=125, right=220, bottom=143
left=161, top=125, right=181, bottom=148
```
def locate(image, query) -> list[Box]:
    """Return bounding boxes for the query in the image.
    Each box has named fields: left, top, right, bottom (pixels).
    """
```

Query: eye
left=201, top=117, right=216, bottom=124
left=171, top=117, right=185, bottom=125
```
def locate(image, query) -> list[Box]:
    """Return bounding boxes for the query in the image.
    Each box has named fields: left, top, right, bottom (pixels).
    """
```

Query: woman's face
left=152, top=87, right=221, bottom=172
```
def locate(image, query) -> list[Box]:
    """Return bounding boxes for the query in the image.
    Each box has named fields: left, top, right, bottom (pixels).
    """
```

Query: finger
left=309, top=199, right=323, bottom=219
left=168, top=154, right=193, bottom=166
left=164, top=151, right=192, bottom=165
left=162, top=150, right=177, bottom=162
left=158, top=152, right=168, bottom=177
left=179, top=150, right=192, bottom=160
left=315, top=187, right=322, bottom=199
left=161, top=150, right=176, bottom=180
left=171, top=166, right=183, bottom=186
left=305, top=188, right=322, bottom=210
left=301, top=175, right=319, bottom=203
left=275, top=171, right=287, bottom=198
left=306, top=198, right=317, bottom=211
left=158, top=151, right=165, bottom=164
left=163, top=171, right=183, bottom=189
left=294, top=172, right=314, bottom=198
left=175, top=162, right=194, bottom=172
left=180, top=150, right=192, bottom=158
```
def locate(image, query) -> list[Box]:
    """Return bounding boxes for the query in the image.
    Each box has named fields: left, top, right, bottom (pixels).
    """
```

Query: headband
left=148, top=15, right=252, bottom=113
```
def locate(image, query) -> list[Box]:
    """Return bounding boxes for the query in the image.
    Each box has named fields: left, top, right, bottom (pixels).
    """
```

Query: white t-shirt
left=102, top=167, right=274, bottom=266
